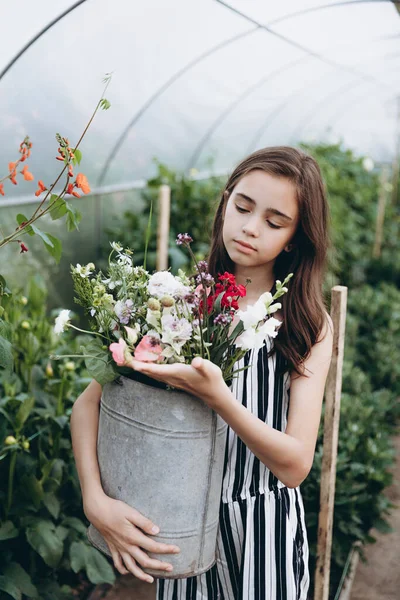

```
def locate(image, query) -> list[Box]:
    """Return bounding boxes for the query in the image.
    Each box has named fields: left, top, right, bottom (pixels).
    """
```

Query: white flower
left=110, top=241, right=123, bottom=252
left=237, top=300, right=267, bottom=329
left=161, top=314, right=192, bottom=353
left=362, top=157, right=374, bottom=172
left=235, top=328, right=266, bottom=351
left=148, top=271, right=189, bottom=299
left=258, top=317, right=282, bottom=338
left=73, top=263, right=94, bottom=278
left=102, top=277, right=122, bottom=290
left=54, top=309, right=71, bottom=335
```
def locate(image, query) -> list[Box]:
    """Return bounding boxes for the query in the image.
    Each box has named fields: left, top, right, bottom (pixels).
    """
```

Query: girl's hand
left=84, top=493, right=181, bottom=582
left=129, top=356, right=226, bottom=408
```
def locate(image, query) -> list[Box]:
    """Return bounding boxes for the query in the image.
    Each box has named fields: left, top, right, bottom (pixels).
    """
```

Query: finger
left=133, top=530, right=181, bottom=555
left=191, top=356, right=204, bottom=370
left=120, top=552, right=154, bottom=583
left=109, top=546, right=129, bottom=575
left=124, top=506, right=162, bottom=536
left=129, top=545, right=174, bottom=573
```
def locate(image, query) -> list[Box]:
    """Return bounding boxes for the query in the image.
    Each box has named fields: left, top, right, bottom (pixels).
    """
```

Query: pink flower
left=195, top=284, right=211, bottom=297
left=109, top=338, right=133, bottom=366
left=134, top=335, right=163, bottom=362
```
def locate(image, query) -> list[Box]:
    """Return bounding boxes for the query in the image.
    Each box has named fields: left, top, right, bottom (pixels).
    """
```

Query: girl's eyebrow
left=236, top=192, right=293, bottom=222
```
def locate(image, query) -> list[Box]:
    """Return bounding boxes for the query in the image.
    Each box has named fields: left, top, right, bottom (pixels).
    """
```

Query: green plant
left=0, top=276, right=115, bottom=599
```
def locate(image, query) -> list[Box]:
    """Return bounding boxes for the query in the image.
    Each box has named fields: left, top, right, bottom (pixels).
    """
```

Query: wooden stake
left=373, top=166, right=390, bottom=259
left=314, top=285, right=348, bottom=600
left=392, top=96, right=400, bottom=206
left=156, top=185, right=171, bottom=271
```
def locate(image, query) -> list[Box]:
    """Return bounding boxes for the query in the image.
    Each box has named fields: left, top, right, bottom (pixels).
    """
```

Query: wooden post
left=392, top=96, right=400, bottom=206
left=156, top=184, right=171, bottom=271
left=373, top=165, right=390, bottom=259
left=314, top=285, right=348, bottom=600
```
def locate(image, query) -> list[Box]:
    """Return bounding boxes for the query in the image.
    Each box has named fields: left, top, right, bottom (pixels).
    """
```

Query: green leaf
left=49, top=196, right=67, bottom=220
left=65, top=201, right=81, bottom=232
left=0, top=319, right=13, bottom=342
left=69, top=540, right=87, bottom=573
left=3, top=563, right=38, bottom=599
left=72, top=148, right=82, bottom=165
left=70, top=541, right=115, bottom=585
left=0, top=520, right=19, bottom=540
left=0, top=275, right=12, bottom=296
left=26, top=520, right=63, bottom=568
left=85, top=545, right=115, bottom=584
left=20, top=474, right=44, bottom=510
left=61, top=517, right=87, bottom=535
left=16, top=214, right=33, bottom=236
left=0, top=334, right=14, bottom=373
left=15, top=396, right=35, bottom=430
left=43, top=492, right=60, bottom=519
left=81, top=338, right=116, bottom=386
left=0, top=576, right=21, bottom=600
left=31, top=224, right=54, bottom=247
left=43, top=234, right=62, bottom=264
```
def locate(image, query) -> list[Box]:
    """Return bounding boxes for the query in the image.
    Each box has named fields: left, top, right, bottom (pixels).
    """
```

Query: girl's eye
left=235, top=205, right=281, bottom=229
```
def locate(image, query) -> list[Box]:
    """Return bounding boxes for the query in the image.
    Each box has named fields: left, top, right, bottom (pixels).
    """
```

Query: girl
left=71, top=146, right=333, bottom=600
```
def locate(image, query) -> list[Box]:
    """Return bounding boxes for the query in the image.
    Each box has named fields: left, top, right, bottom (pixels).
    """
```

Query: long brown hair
left=206, top=146, right=332, bottom=378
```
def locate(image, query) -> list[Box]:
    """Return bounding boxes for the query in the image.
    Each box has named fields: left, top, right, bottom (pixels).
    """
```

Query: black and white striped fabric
left=157, top=337, right=310, bottom=600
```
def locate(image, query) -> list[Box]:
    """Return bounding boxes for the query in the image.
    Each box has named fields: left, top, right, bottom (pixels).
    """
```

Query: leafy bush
left=102, top=160, right=225, bottom=273
left=0, top=276, right=115, bottom=599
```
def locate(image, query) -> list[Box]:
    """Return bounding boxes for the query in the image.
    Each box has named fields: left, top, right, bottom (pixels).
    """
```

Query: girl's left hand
left=128, top=356, right=226, bottom=409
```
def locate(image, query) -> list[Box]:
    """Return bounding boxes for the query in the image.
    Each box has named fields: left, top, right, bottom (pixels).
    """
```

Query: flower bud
left=160, top=295, right=175, bottom=308
left=65, top=361, right=75, bottom=371
left=21, top=320, right=30, bottom=330
left=125, top=324, right=140, bottom=346
left=20, top=296, right=28, bottom=305
left=5, top=436, right=17, bottom=446
left=22, top=440, right=30, bottom=450
left=147, top=298, right=161, bottom=311
left=45, top=362, right=54, bottom=377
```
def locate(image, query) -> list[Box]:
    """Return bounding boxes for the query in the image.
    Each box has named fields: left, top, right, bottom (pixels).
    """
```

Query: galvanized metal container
left=87, top=375, right=227, bottom=578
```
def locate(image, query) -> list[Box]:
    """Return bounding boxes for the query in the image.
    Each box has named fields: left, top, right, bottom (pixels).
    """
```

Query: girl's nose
left=242, top=215, right=260, bottom=237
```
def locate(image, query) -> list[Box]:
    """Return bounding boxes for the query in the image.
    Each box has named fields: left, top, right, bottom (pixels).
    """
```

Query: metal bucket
left=87, top=375, right=228, bottom=578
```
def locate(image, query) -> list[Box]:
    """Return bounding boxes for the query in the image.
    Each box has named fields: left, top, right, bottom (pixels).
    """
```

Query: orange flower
left=8, top=161, right=17, bottom=172
left=10, top=171, right=18, bottom=185
left=34, top=180, right=47, bottom=197
left=21, top=165, right=34, bottom=181
left=68, top=165, right=74, bottom=178
left=67, top=183, right=80, bottom=198
left=0, top=183, right=4, bottom=196
left=75, top=173, right=91, bottom=194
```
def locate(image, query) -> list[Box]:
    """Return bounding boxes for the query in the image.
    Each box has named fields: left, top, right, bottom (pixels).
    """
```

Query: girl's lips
left=234, top=240, right=256, bottom=253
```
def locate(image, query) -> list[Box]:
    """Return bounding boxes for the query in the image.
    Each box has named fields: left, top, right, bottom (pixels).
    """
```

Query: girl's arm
left=70, top=379, right=181, bottom=582
left=213, top=313, right=334, bottom=488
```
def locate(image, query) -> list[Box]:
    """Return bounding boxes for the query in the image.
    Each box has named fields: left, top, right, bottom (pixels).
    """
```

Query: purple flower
left=213, top=313, right=232, bottom=326
left=197, top=260, right=209, bottom=273
left=176, top=233, right=193, bottom=246
left=196, top=273, right=214, bottom=286
left=114, top=299, right=134, bottom=325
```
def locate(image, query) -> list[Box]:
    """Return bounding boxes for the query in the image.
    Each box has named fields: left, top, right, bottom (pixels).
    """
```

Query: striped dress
left=157, top=336, right=310, bottom=600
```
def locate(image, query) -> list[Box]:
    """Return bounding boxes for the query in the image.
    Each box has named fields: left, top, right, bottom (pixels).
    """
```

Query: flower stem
left=6, top=451, right=17, bottom=518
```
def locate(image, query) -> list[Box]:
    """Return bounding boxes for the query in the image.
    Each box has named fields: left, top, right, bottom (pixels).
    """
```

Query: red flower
left=20, top=243, right=28, bottom=253
left=0, top=183, right=4, bottom=196
left=218, top=272, right=236, bottom=285
left=35, top=180, right=47, bottom=197
left=67, top=183, right=80, bottom=198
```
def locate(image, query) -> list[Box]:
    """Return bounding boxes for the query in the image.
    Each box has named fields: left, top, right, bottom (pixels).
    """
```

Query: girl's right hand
left=84, top=493, right=181, bottom=583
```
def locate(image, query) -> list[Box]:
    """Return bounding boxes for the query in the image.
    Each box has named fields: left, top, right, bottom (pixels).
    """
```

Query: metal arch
left=186, top=29, right=399, bottom=169
left=0, top=0, right=88, bottom=82
left=252, top=52, right=400, bottom=152
left=261, top=0, right=400, bottom=28
left=96, top=26, right=259, bottom=186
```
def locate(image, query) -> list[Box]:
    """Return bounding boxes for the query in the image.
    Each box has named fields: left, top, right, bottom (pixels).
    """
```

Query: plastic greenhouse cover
left=0, top=0, right=399, bottom=202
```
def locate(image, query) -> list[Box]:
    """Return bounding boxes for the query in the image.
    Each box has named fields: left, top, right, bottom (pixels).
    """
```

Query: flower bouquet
left=55, top=235, right=292, bottom=578
left=55, top=233, right=292, bottom=387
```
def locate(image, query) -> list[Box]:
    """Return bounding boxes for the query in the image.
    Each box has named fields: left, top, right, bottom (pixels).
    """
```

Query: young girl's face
left=222, top=169, right=299, bottom=275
